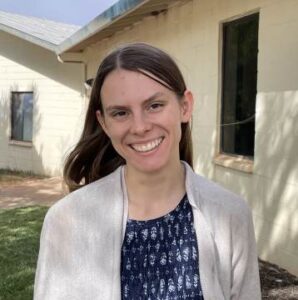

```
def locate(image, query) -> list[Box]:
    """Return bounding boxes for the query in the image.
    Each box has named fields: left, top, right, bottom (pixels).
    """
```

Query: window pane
left=221, top=13, right=259, bottom=157
left=11, top=93, right=23, bottom=141
left=23, top=93, right=33, bottom=141
left=11, top=92, right=33, bottom=142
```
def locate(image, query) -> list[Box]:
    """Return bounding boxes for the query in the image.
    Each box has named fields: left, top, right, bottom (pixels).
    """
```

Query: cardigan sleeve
left=34, top=209, right=58, bottom=300
left=230, top=207, right=261, bottom=300
left=34, top=206, right=72, bottom=300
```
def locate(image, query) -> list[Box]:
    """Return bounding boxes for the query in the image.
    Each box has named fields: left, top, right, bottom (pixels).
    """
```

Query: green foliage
left=0, top=206, right=48, bottom=300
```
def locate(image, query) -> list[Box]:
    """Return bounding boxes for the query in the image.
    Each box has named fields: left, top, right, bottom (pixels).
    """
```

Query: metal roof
left=57, top=0, right=173, bottom=54
left=0, top=0, right=178, bottom=55
left=0, top=10, right=80, bottom=52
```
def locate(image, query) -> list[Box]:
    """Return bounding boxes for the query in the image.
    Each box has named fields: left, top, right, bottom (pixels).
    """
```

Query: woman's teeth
left=131, top=138, right=163, bottom=152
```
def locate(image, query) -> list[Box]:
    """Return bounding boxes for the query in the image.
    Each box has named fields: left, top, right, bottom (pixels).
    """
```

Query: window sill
left=213, top=153, right=253, bottom=174
left=9, top=140, right=33, bottom=148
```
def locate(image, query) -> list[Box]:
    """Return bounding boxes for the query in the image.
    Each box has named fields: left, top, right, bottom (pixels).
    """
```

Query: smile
left=130, top=137, right=163, bottom=153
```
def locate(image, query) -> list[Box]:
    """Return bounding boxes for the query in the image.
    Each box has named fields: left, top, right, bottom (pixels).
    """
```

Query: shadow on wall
left=216, top=91, right=298, bottom=275
left=253, top=91, right=298, bottom=275
left=0, top=84, right=45, bottom=176
left=0, top=29, right=86, bottom=177
left=0, top=77, right=82, bottom=177
left=192, top=91, right=298, bottom=275
left=0, top=31, right=83, bottom=93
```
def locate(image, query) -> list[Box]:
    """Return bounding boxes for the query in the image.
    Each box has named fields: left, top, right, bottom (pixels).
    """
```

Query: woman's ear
left=96, top=110, right=109, bottom=137
left=180, top=90, right=194, bottom=123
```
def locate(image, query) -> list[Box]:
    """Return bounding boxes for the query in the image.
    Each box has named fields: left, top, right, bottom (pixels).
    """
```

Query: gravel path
left=260, top=259, right=298, bottom=299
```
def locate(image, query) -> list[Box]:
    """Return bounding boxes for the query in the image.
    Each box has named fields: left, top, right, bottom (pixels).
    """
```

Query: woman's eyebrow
left=105, top=105, right=128, bottom=113
left=142, top=92, right=165, bottom=105
left=105, top=92, right=165, bottom=112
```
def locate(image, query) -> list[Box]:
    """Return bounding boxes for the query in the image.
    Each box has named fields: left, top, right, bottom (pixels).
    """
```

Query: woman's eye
left=149, top=102, right=164, bottom=111
left=111, top=111, right=128, bottom=118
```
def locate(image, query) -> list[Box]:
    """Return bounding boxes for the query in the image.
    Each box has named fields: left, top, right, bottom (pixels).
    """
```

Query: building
left=0, top=10, right=85, bottom=175
left=1, top=0, right=297, bottom=275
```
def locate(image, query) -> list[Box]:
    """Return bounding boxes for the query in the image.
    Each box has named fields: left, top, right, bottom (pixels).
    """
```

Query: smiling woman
left=63, top=43, right=193, bottom=192
left=96, top=69, right=193, bottom=176
left=34, top=43, right=261, bottom=300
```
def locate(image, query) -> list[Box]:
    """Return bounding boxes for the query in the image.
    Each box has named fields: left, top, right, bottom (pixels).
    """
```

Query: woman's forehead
left=100, top=69, right=172, bottom=106
left=102, top=69, right=166, bottom=88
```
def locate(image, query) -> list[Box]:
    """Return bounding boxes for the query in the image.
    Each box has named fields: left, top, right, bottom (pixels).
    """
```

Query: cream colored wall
left=0, top=31, right=86, bottom=175
left=83, top=0, right=298, bottom=275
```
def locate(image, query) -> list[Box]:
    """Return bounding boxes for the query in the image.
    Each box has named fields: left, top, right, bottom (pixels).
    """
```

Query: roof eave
left=0, top=23, right=57, bottom=52
left=56, top=0, right=165, bottom=55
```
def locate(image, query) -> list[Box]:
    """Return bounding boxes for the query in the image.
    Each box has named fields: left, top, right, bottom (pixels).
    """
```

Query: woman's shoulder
left=184, top=162, right=251, bottom=219
left=44, top=166, right=123, bottom=224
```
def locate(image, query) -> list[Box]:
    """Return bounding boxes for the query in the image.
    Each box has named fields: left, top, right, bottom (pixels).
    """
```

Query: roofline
left=0, top=23, right=57, bottom=52
left=0, top=0, right=167, bottom=57
left=56, top=0, right=149, bottom=55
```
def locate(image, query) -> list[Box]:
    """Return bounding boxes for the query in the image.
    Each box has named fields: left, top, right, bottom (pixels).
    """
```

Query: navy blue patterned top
left=121, top=195, right=204, bottom=299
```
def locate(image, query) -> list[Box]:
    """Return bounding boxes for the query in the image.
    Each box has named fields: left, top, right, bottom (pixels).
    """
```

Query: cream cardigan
left=34, top=162, right=261, bottom=300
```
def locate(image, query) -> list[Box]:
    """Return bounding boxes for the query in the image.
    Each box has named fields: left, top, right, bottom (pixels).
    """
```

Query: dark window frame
left=220, top=13, right=259, bottom=159
left=10, top=91, right=34, bottom=143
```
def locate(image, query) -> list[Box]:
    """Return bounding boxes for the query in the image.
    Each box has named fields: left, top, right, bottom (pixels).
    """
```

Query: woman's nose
left=130, top=113, right=152, bottom=135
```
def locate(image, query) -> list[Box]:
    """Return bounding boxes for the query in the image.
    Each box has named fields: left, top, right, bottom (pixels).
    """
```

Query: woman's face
left=96, top=69, right=193, bottom=174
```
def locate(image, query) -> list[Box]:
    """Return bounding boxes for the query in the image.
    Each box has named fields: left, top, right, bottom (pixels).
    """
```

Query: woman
left=34, top=43, right=261, bottom=300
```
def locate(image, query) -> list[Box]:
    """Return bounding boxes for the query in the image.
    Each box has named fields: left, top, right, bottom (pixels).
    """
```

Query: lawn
left=0, top=206, right=48, bottom=300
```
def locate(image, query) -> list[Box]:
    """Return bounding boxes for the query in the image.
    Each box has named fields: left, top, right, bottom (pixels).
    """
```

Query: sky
left=0, top=0, right=118, bottom=26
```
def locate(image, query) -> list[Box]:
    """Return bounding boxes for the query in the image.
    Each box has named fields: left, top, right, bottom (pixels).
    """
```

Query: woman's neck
left=125, top=161, right=186, bottom=220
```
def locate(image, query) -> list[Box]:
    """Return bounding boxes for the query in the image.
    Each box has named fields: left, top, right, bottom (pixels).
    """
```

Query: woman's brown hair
left=64, top=43, right=193, bottom=192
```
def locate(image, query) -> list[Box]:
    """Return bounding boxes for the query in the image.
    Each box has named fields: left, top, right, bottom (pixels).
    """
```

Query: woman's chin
left=126, top=156, right=173, bottom=175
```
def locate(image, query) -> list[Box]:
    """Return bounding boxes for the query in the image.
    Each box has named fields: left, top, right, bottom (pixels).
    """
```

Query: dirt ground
left=0, top=177, right=66, bottom=208
left=0, top=177, right=297, bottom=299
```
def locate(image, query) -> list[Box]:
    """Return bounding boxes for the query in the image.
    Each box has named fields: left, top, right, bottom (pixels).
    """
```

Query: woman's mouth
left=130, top=137, right=163, bottom=153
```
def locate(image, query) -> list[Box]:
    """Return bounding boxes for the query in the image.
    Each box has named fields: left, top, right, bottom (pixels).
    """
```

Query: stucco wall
left=83, top=0, right=298, bottom=275
left=0, top=31, right=85, bottom=175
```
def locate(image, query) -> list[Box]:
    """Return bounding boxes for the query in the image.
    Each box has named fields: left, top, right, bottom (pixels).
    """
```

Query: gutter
left=55, top=0, right=152, bottom=88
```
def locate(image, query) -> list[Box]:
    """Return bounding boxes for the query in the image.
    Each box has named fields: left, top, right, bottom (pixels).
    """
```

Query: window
left=220, top=13, right=259, bottom=158
left=11, top=92, right=33, bottom=142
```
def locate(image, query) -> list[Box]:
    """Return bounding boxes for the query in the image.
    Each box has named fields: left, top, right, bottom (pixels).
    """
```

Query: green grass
left=0, top=206, right=48, bottom=300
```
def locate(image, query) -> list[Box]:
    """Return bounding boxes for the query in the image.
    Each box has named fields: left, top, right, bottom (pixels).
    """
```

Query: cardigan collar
left=116, top=161, right=223, bottom=300
left=119, top=161, right=201, bottom=240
